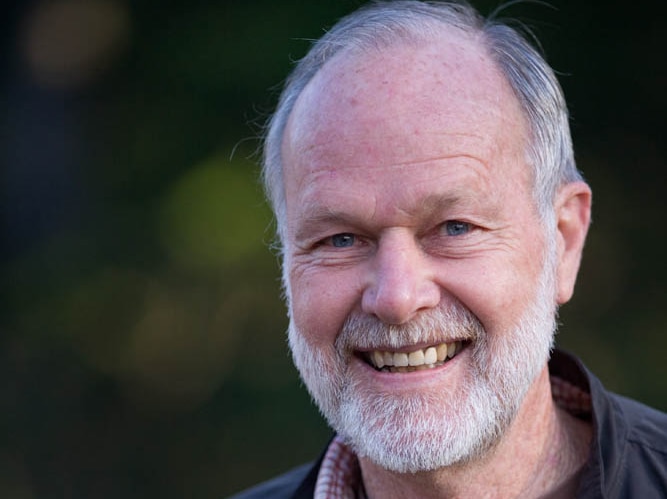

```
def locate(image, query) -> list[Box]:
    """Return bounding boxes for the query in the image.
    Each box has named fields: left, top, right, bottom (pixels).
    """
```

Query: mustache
left=335, top=303, right=485, bottom=352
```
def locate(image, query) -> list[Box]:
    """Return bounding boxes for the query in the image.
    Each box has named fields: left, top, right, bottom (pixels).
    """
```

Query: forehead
left=282, top=33, right=531, bottom=209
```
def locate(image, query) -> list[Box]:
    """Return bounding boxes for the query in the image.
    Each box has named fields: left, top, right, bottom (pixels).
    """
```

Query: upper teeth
left=368, top=341, right=462, bottom=371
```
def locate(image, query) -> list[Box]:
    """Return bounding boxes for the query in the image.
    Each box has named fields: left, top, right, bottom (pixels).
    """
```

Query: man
left=231, top=1, right=667, bottom=497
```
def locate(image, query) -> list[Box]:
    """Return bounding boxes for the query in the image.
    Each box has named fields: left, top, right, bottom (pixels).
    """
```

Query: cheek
left=437, top=251, right=545, bottom=334
left=438, top=263, right=509, bottom=331
left=288, top=266, right=362, bottom=348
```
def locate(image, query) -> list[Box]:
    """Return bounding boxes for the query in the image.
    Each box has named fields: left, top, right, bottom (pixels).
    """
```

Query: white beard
left=287, top=234, right=558, bottom=474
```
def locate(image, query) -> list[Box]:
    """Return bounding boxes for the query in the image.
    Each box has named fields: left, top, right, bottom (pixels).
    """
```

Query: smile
left=365, top=341, right=466, bottom=373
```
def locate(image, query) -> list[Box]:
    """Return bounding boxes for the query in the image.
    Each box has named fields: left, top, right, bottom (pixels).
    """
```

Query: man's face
left=280, top=37, right=559, bottom=472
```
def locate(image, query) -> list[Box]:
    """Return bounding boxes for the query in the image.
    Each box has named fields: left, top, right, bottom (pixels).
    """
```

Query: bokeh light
left=19, top=0, right=131, bottom=89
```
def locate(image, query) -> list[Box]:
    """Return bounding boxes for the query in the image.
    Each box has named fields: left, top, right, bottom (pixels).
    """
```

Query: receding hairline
left=281, top=29, right=529, bottom=156
left=264, top=1, right=581, bottom=247
left=281, top=26, right=532, bottom=193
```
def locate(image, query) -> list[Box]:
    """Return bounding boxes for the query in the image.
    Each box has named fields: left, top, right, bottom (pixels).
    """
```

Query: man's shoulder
left=227, top=462, right=315, bottom=499
left=599, top=391, right=667, bottom=495
left=552, top=349, right=667, bottom=495
left=612, top=392, right=667, bottom=452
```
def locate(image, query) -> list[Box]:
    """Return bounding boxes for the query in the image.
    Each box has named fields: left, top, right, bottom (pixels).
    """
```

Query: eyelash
left=322, top=221, right=473, bottom=249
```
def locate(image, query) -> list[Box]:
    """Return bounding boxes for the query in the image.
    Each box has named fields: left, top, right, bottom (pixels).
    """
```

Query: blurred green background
left=1, top=0, right=665, bottom=497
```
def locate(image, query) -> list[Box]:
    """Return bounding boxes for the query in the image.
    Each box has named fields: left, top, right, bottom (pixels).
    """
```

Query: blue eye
left=330, top=233, right=356, bottom=248
left=444, top=221, right=471, bottom=236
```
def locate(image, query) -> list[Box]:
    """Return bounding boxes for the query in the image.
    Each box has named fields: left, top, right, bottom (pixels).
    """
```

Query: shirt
left=228, top=349, right=667, bottom=498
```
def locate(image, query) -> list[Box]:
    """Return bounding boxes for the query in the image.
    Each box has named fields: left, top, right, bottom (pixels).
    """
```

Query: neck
left=359, top=367, right=592, bottom=499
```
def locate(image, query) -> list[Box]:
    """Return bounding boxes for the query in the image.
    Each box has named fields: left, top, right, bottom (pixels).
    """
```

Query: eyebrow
left=418, top=193, right=465, bottom=216
left=293, top=208, right=355, bottom=243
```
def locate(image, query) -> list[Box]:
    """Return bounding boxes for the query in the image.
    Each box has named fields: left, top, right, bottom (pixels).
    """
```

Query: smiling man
left=230, top=1, right=667, bottom=498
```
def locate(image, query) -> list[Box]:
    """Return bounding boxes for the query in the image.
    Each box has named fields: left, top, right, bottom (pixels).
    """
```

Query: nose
left=361, top=231, right=441, bottom=324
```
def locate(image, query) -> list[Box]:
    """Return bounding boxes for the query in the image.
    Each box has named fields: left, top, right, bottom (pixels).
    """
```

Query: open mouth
left=363, top=340, right=468, bottom=373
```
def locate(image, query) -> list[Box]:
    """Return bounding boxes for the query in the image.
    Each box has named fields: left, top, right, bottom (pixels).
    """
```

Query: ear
left=554, top=181, right=592, bottom=305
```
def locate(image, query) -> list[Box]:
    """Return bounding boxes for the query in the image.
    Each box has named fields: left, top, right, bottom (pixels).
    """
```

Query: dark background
left=1, top=1, right=665, bottom=497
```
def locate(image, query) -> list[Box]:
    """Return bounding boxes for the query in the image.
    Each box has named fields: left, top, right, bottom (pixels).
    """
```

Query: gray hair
left=262, top=0, right=584, bottom=246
